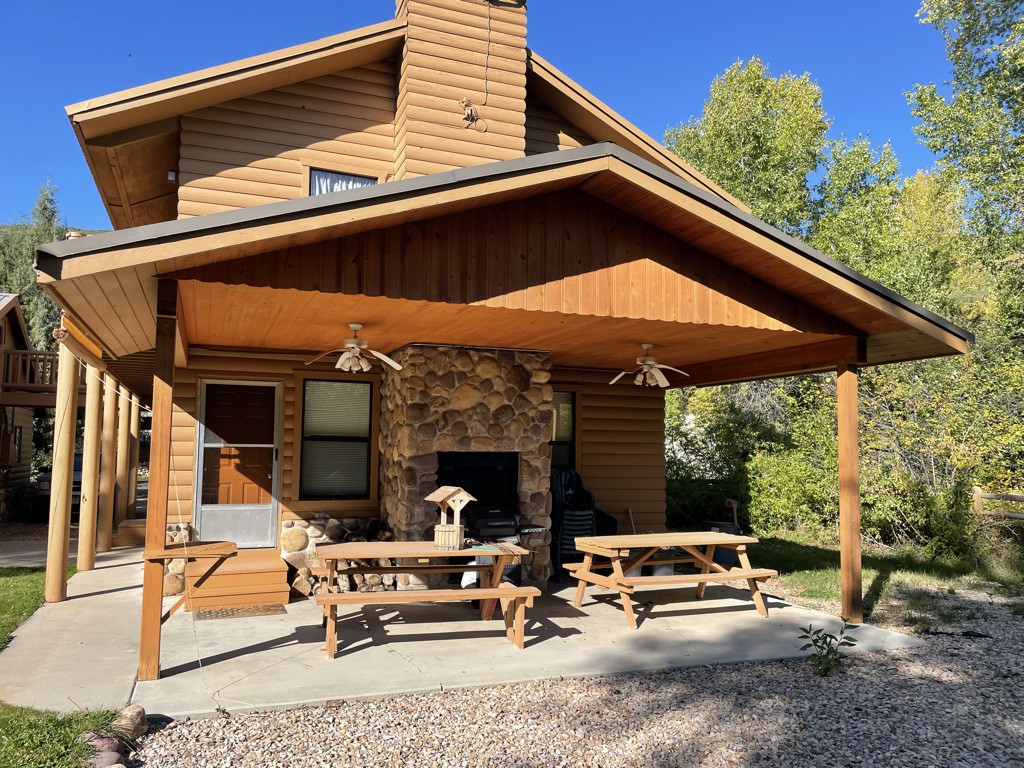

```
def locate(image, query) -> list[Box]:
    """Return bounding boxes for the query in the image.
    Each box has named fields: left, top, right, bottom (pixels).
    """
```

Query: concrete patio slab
left=134, top=583, right=921, bottom=718
left=0, top=543, right=922, bottom=718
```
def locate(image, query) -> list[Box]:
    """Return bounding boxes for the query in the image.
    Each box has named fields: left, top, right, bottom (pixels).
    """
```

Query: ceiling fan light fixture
left=609, top=343, right=689, bottom=388
left=306, top=323, right=404, bottom=372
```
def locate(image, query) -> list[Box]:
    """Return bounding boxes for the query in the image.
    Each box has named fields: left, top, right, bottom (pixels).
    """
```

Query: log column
left=128, top=394, right=141, bottom=518
left=96, top=375, right=119, bottom=551
left=114, top=383, right=131, bottom=527
left=139, top=279, right=177, bottom=681
left=76, top=364, right=103, bottom=571
left=837, top=363, right=863, bottom=623
left=44, top=345, right=81, bottom=603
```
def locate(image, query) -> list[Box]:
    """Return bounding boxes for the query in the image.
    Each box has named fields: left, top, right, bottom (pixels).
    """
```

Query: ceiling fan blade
left=305, top=348, right=345, bottom=365
left=369, top=348, right=403, bottom=371
left=656, top=364, right=690, bottom=377
left=609, top=368, right=637, bottom=385
left=651, top=367, right=671, bottom=388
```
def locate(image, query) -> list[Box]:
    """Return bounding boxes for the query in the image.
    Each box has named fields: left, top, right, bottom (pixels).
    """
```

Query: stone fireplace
left=379, top=345, right=554, bottom=584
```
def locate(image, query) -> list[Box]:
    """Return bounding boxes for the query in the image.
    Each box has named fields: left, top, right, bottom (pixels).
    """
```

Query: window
left=12, top=426, right=21, bottom=463
left=300, top=380, right=372, bottom=499
left=550, top=391, right=575, bottom=468
left=308, top=168, right=377, bottom=196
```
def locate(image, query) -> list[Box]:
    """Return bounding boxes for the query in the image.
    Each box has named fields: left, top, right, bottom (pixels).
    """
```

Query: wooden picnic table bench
left=565, top=532, right=777, bottom=628
left=314, top=540, right=538, bottom=657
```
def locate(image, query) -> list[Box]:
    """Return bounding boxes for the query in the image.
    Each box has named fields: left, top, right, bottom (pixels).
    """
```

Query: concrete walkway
left=0, top=538, right=78, bottom=568
left=0, top=545, right=922, bottom=718
left=0, top=546, right=143, bottom=712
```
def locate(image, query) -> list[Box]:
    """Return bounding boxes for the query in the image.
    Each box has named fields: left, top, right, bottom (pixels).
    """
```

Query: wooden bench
left=315, top=582, right=541, bottom=657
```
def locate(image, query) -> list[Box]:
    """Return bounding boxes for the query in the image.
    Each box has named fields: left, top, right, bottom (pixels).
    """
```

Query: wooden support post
left=114, top=383, right=131, bottom=527
left=96, top=375, right=119, bottom=552
left=44, top=345, right=81, bottom=603
left=128, top=395, right=141, bottom=518
left=75, top=364, right=103, bottom=571
left=138, top=279, right=177, bottom=682
left=837, top=363, right=863, bottom=623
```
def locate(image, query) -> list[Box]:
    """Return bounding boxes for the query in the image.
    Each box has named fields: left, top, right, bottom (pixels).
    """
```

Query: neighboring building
left=37, top=0, right=969, bottom=643
left=0, top=294, right=51, bottom=521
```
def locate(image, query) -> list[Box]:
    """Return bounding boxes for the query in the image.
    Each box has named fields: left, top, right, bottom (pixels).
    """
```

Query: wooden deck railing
left=3, top=349, right=60, bottom=392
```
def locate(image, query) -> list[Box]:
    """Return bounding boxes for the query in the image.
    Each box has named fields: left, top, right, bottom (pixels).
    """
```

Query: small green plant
left=798, top=622, right=857, bottom=676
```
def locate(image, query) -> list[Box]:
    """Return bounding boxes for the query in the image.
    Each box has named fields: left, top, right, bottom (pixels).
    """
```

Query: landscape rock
left=77, top=731, right=121, bottom=754
left=111, top=704, right=148, bottom=740
left=87, top=752, right=124, bottom=768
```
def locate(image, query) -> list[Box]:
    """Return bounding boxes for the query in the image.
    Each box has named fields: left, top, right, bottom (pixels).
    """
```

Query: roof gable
left=38, top=143, right=970, bottom=367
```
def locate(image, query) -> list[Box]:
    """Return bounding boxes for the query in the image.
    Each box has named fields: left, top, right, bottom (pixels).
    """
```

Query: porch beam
left=128, top=394, right=140, bottom=518
left=96, top=374, right=119, bottom=552
left=56, top=313, right=105, bottom=370
left=682, top=337, right=867, bottom=388
left=837, top=362, right=864, bottom=623
left=139, top=279, right=177, bottom=681
left=114, top=383, right=131, bottom=528
left=44, top=344, right=80, bottom=603
left=75, top=364, right=103, bottom=571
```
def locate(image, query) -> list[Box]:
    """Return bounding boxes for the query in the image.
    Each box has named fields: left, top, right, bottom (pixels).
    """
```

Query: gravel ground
left=131, top=582, right=1024, bottom=768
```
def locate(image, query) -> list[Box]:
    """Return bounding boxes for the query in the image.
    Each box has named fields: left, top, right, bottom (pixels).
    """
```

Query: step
left=184, top=547, right=289, bottom=610
left=112, top=519, right=147, bottom=547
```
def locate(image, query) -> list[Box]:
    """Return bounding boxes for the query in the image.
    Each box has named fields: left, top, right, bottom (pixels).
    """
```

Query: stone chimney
left=394, top=0, right=528, bottom=179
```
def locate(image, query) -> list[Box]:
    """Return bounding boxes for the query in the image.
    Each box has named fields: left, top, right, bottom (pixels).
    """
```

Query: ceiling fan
left=609, top=343, right=688, bottom=388
left=305, top=323, right=403, bottom=372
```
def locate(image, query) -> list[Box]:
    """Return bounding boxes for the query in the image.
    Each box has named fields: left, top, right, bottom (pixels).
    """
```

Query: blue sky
left=1, top=1, right=949, bottom=230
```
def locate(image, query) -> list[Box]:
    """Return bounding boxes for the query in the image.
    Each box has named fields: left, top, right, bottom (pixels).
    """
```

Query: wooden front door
left=195, top=382, right=280, bottom=548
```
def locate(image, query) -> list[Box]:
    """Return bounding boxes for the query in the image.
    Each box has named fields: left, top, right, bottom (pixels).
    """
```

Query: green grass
left=750, top=534, right=1023, bottom=626
left=0, top=702, right=118, bottom=768
left=0, top=566, right=118, bottom=768
left=0, top=566, right=75, bottom=652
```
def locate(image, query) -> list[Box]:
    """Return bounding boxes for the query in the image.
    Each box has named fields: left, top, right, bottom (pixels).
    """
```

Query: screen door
left=194, top=381, right=280, bottom=548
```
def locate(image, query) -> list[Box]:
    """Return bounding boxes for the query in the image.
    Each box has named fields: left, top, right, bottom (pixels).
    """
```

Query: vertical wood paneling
left=171, top=190, right=847, bottom=337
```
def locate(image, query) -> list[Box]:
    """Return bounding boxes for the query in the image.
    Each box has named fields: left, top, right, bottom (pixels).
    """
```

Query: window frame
left=299, top=156, right=388, bottom=198
left=297, top=377, right=375, bottom=502
left=12, top=425, right=22, bottom=464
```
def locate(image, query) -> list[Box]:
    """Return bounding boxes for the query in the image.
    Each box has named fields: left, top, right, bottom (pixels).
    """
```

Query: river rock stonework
left=379, top=346, right=554, bottom=584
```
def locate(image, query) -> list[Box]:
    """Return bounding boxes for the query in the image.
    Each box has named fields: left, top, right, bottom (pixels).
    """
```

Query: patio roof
left=37, top=143, right=971, bottom=385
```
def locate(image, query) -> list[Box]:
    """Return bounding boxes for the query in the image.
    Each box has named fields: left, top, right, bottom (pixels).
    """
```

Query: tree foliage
left=664, top=28, right=1024, bottom=562
left=0, top=182, right=66, bottom=349
left=665, top=58, right=830, bottom=233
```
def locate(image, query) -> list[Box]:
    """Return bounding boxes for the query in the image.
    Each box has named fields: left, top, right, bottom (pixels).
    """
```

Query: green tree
left=665, top=57, right=830, bottom=233
left=0, top=182, right=66, bottom=349
left=908, top=0, right=1024, bottom=339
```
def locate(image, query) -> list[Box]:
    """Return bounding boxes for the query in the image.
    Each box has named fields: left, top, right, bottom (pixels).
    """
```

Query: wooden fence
left=972, top=487, right=1024, bottom=520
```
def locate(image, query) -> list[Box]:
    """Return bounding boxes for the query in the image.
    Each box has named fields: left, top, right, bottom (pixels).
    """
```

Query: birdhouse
left=426, top=485, right=475, bottom=549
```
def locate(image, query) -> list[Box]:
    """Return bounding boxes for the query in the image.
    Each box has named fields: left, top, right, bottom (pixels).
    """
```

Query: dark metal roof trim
left=36, top=142, right=972, bottom=344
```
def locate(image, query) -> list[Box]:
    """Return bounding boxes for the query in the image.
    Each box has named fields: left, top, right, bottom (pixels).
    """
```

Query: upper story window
left=309, top=169, right=377, bottom=196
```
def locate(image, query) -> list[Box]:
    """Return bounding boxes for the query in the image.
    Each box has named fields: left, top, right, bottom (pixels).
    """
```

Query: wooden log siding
left=177, top=61, right=397, bottom=218
left=171, top=191, right=851, bottom=339
left=552, top=370, right=667, bottom=533
left=525, top=96, right=591, bottom=156
left=166, top=358, right=380, bottom=525
left=394, top=0, right=528, bottom=180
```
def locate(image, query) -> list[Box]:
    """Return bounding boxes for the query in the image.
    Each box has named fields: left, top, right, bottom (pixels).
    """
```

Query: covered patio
left=35, top=143, right=971, bottom=682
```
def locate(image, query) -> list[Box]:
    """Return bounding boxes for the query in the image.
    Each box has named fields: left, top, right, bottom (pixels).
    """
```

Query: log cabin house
left=36, top=0, right=971, bottom=679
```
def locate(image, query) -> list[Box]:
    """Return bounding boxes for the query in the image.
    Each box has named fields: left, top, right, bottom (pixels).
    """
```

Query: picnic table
left=564, top=532, right=777, bottom=628
left=314, top=540, right=539, bottom=656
